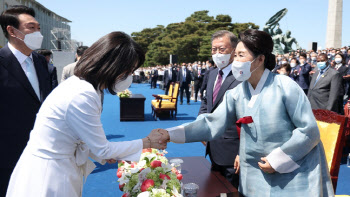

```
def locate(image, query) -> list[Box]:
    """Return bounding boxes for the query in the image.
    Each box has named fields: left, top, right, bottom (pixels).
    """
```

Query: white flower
left=137, top=160, right=147, bottom=168
left=161, top=162, right=173, bottom=173
left=171, top=186, right=183, bottom=197
left=118, top=171, right=131, bottom=185
left=159, top=179, right=169, bottom=190
left=145, top=153, right=157, bottom=161
left=130, top=167, right=140, bottom=174
left=132, top=181, right=142, bottom=193
left=138, top=167, right=151, bottom=182
left=151, top=189, right=170, bottom=197
left=137, top=191, right=150, bottom=197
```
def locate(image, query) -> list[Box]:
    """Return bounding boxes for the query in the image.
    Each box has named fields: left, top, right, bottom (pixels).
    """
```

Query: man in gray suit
left=308, top=53, right=342, bottom=113
left=61, top=46, right=88, bottom=82
left=198, top=30, right=240, bottom=188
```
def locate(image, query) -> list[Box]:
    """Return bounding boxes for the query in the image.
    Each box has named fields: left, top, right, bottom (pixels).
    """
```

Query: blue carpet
left=82, top=83, right=350, bottom=196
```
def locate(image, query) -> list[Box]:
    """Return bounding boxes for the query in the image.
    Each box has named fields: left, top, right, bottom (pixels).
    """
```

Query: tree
left=131, top=10, right=259, bottom=66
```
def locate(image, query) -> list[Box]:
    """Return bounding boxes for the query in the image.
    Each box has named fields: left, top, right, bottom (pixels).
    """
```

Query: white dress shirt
left=8, top=43, right=34, bottom=74
left=213, top=63, right=232, bottom=92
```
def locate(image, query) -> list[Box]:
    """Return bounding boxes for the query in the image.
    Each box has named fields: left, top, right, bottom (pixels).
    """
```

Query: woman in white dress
left=6, top=32, right=166, bottom=197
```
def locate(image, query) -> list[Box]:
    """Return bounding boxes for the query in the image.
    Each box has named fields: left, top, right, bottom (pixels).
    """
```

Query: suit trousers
left=180, top=82, right=190, bottom=103
left=151, top=78, right=157, bottom=88
left=208, top=147, right=239, bottom=189
left=194, top=83, right=202, bottom=101
left=165, top=82, right=171, bottom=95
left=0, top=167, right=13, bottom=196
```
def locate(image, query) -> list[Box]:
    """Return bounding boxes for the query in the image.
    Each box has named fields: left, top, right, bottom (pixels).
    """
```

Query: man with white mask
left=198, top=30, right=241, bottom=188
left=0, top=5, right=52, bottom=195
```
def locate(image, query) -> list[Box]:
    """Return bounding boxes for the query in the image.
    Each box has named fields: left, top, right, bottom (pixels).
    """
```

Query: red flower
left=117, top=171, right=123, bottom=178
left=150, top=160, right=162, bottom=168
left=141, top=179, right=155, bottom=192
left=122, top=193, right=129, bottom=197
left=119, top=184, right=125, bottom=191
left=176, top=173, right=183, bottom=181
left=159, top=173, right=170, bottom=180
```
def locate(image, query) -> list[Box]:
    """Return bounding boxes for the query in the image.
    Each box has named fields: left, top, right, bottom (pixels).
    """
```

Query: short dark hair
left=280, top=63, right=291, bottom=73
left=211, top=30, right=238, bottom=48
left=300, top=52, right=307, bottom=59
left=0, top=5, right=35, bottom=38
left=36, top=49, right=52, bottom=57
left=238, top=29, right=275, bottom=70
left=74, top=31, right=145, bottom=95
left=76, top=46, right=88, bottom=57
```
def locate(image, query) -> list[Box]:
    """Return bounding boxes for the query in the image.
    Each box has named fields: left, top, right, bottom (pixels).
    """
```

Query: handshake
left=142, top=129, right=170, bottom=150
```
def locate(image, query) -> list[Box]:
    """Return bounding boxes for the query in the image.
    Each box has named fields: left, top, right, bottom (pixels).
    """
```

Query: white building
left=0, top=0, right=72, bottom=50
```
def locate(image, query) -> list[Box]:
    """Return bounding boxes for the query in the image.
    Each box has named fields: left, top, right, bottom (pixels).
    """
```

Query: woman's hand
left=258, top=157, right=276, bottom=174
left=142, top=129, right=170, bottom=150
left=234, top=155, right=240, bottom=174
left=106, top=159, right=116, bottom=164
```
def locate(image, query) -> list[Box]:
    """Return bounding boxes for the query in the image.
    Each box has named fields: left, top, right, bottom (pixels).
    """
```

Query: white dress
left=6, top=76, right=143, bottom=197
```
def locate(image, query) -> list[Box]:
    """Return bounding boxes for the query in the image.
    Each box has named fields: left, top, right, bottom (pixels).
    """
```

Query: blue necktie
left=314, top=70, right=324, bottom=86
left=25, top=57, right=40, bottom=99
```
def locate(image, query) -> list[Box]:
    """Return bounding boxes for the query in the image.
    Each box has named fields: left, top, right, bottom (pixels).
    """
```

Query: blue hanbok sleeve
left=266, top=79, right=320, bottom=173
left=167, top=90, right=237, bottom=143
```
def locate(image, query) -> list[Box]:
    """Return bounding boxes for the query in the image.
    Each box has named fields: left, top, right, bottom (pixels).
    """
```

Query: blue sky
left=36, top=0, right=349, bottom=50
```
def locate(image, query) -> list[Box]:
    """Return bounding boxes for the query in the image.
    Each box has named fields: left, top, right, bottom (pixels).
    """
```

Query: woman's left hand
left=258, top=157, right=275, bottom=174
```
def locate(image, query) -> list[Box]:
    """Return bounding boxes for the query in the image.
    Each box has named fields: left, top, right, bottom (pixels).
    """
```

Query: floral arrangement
left=117, top=89, right=132, bottom=98
left=118, top=148, right=183, bottom=197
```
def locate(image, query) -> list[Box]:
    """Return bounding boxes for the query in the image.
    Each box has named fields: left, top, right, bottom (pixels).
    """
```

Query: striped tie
left=213, top=70, right=223, bottom=103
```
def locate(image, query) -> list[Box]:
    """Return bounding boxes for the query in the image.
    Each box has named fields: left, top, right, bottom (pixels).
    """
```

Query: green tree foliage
left=131, top=10, right=259, bottom=66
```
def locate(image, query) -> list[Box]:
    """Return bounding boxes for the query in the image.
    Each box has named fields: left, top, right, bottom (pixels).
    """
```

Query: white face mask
left=281, top=61, right=287, bottom=64
left=290, top=63, right=296, bottom=68
left=113, top=75, right=132, bottom=92
left=335, top=58, right=342, bottom=64
left=14, top=28, right=43, bottom=50
left=231, top=59, right=258, bottom=81
left=212, top=52, right=232, bottom=69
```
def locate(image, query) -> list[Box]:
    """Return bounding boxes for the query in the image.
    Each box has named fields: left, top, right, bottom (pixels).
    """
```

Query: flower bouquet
left=118, top=148, right=183, bottom=197
left=117, top=89, right=132, bottom=98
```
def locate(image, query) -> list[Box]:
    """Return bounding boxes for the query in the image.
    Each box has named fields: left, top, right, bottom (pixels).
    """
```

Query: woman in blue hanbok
left=158, top=29, right=334, bottom=196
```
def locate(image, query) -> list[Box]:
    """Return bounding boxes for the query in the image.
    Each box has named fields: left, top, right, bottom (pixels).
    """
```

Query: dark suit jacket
left=193, top=69, right=205, bottom=86
left=151, top=69, right=158, bottom=79
left=335, top=65, right=348, bottom=96
left=292, top=63, right=312, bottom=90
left=200, top=67, right=215, bottom=96
left=48, top=64, right=58, bottom=89
left=177, top=68, right=192, bottom=85
left=307, top=67, right=342, bottom=113
left=0, top=45, right=51, bottom=168
left=163, top=68, right=177, bottom=85
left=199, top=68, right=241, bottom=166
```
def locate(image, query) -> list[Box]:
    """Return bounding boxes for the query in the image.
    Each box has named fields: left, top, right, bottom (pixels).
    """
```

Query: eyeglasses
left=211, top=47, right=230, bottom=53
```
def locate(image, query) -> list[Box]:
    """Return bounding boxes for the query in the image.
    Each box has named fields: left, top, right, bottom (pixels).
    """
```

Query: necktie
left=314, top=70, right=324, bottom=86
left=183, top=69, right=186, bottom=82
left=236, top=116, right=253, bottom=139
left=212, top=70, right=223, bottom=103
left=25, top=57, right=40, bottom=99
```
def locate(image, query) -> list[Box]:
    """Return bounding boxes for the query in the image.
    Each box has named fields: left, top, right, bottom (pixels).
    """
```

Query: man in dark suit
left=0, top=6, right=52, bottom=195
left=292, top=53, right=312, bottom=95
left=200, top=60, right=215, bottom=100
left=308, top=53, right=342, bottom=114
left=37, top=49, right=58, bottom=89
left=150, top=67, right=158, bottom=89
left=199, top=30, right=240, bottom=188
left=177, top=63, right=191, bottom=105
left=193, top=66, right=205, bottom=102
left=163, top=64, right=177, bottom=95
